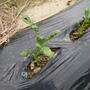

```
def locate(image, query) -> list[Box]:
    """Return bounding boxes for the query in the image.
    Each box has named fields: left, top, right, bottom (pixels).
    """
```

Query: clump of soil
left=70, top=20, right=90, bottom=41
left=26, top=48, right=60, bottom=79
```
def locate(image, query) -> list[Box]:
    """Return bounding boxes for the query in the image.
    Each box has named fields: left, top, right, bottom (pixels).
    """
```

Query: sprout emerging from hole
left=20, top=13, right=61, bottom=62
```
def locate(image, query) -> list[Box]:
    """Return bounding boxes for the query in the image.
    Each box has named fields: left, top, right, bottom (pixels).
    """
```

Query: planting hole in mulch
left=24, top=48, right=60, bottom=79
left=69, top=19, right=90, bottom=41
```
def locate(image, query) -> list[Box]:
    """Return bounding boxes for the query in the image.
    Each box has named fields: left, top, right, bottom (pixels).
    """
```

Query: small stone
left=30, top=61, right=35, bottom=70
left=33, top=67, right=41, bottom=74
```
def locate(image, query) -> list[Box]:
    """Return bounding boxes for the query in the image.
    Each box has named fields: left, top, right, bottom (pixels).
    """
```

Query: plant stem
left=34, top=46, right=39, bottom=60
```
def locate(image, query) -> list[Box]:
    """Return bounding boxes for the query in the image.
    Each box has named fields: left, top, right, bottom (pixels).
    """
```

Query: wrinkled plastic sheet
left=0, top=0, right=90, bottom=90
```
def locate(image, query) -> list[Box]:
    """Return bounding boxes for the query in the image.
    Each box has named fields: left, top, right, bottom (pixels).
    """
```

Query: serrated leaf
left=40, top=46, right=54, bottom=58
left=21, top=13, right=32, bottom=24
left=37, top=36, right=47, bottom=44
left=32, top=24, right=39, bottom=36
left=20, top=49, right=30, bottom=57
left=48, top=30, right=61, bottom=40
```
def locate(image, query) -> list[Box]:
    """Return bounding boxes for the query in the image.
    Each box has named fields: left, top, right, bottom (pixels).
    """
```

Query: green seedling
left=20, top=13, right=61, bottom=62
left=77, top=8, right=90, bottom=36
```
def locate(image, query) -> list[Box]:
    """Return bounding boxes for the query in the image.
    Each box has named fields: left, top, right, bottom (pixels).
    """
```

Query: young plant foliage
left=77, top=8, right=90, bottom=36
left=20, top=13, right=61, bottom=62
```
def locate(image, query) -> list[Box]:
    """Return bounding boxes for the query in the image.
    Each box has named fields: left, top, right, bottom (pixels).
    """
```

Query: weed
left=77, top=8, right=90, bottom=36
left=20, top=13, right=60, bottom=62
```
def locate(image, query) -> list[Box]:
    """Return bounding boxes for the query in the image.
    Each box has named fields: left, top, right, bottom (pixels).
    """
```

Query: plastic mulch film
left=0, top=0, right=90, bottom=90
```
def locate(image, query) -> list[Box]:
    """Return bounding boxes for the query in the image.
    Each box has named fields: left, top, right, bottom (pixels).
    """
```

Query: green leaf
left=76, top=21, right=80, bottom=27
left=32, top=24, right=39, bottom=36
left=48, top=30, right=61, bottom=40
left=21, top=13, right=33, bottom=24
left=32, top=24, right=38, bottom=30
left=36, top=42, right=41, bottom=48
left=34, top=57, right=40, bottom=62
left=21, top=13, right=39, bottom=40
left=85, top=8, right=90, bottom=18
left=40, top=46, right=54, bottom=58
left=37, top=36, right=47, bottom=44
left=20, top=49, right=30, bottom=57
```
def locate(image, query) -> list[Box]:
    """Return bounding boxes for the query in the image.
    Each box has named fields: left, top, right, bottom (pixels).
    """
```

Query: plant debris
left=0, top=1, right=18, bottom=46
left=67, top=0, right=74, bottom=5
left=0, top=0, right=32, bottom=47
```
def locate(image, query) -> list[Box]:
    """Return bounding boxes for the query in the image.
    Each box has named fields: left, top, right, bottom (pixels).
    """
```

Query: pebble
left=33, top=67, right=41, bottom=74
left=30, top=61, right=35, bottom=70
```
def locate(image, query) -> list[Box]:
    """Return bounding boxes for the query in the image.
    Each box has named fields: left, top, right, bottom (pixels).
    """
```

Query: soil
left=26, top=48, right=60, bottom=79
left=0, top=0, right=77, bottom=46
left=70, top=19, right=90, bottom=41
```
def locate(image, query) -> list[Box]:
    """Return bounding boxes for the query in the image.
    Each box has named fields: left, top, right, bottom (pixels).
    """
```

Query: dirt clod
left=33, top=67, right=41, bottom=74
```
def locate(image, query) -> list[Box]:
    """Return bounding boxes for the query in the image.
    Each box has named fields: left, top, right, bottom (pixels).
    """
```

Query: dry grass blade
left=0, top=17, right=4, bottom=31
left=0, top=0, right=31, bottom=46
left=1, top=23, right=16, bottom=34
left=0, top=0, right=9, bottom=6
